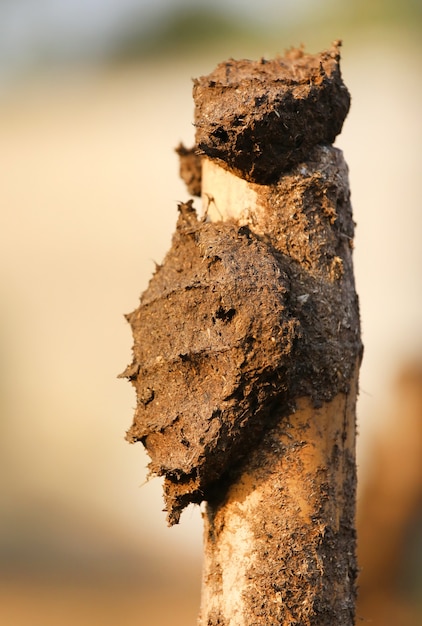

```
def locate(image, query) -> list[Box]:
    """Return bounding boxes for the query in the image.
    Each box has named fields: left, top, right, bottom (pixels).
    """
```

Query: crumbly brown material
left=193, top=41, right=350, bottom=183
left=123, top=144, right=361, bottom=524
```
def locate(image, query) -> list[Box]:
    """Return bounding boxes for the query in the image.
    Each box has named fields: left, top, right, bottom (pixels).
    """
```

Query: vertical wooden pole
left=194, top=44, right=362, bottom=626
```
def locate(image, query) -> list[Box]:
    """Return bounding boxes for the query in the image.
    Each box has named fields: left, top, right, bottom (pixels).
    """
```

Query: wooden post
left=198, top=156, right=360, bottom=626
left=122, top=42, right=362, bottom=626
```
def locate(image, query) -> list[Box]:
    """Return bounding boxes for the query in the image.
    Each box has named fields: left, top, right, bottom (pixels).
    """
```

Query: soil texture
left=193, top=41, right=350, bottom=184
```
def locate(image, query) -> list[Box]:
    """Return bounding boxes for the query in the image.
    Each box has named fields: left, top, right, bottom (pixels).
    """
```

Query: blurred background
left=1, top=1, right=421, bottom=624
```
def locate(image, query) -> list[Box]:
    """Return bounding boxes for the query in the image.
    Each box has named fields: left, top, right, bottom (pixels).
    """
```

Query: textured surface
left=123, top=145, right=361, bottom=525
left=122, top=201, right=298, bottom=524
left=175, top=143, right=202, bottom=197
left=193, top=41, right=350, bottom=183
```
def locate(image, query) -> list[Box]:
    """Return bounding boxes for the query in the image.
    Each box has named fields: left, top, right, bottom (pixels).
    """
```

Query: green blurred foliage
left=112, top=6, right=264, bottom=61
left=111, top=0, right=422, bottom=62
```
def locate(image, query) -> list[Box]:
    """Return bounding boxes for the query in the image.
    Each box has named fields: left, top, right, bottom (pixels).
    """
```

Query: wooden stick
left=195, top=43, right=362, bottom=626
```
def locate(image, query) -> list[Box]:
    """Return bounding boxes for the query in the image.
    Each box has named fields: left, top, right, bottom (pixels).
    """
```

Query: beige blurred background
left=1, top=1, right=421, bottom=624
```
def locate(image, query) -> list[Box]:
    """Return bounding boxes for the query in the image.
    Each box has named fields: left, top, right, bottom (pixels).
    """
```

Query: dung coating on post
left=121, top=43, right=362, bottom=525
left=193, top=41, right=350, bottom=184
left=121, top=201, right=298, bottom=524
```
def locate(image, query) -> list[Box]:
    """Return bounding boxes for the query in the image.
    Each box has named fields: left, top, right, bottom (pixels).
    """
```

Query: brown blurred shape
left=357, top=362, right=422, bottom=625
